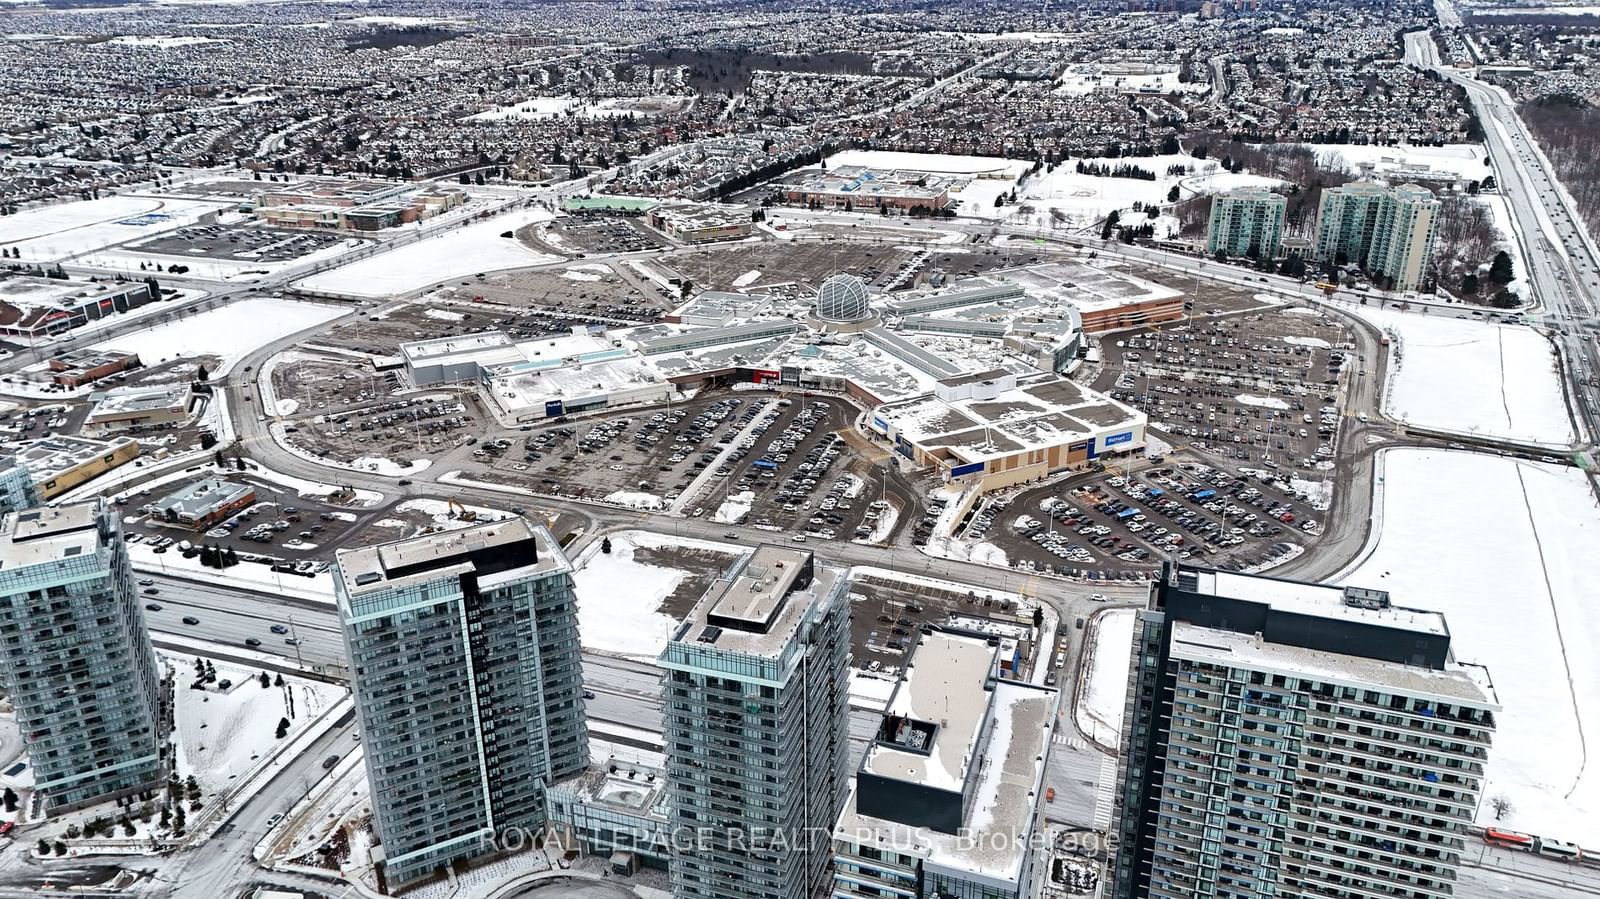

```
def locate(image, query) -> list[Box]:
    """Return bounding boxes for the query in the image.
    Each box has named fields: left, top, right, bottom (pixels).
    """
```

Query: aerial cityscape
left=0, top=0, right=1596, bottom=897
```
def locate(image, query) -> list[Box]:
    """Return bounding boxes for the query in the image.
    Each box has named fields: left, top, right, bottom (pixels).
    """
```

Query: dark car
left=245, top=638, right=262, bottom=648
left=322, top=754, right=341, bottom=770
left=142, top=587, right=160, bottom=595
left=182, top=616, right=200, bottom=626
left=145, top=603, right=162, bottom=612
left=397, top=479, right=413, bottom=486
left=270, top=624, right=288, bottom=634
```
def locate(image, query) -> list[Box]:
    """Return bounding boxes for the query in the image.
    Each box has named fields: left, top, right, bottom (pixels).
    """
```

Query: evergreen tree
left=1489, top=250, right=1514, bottom=285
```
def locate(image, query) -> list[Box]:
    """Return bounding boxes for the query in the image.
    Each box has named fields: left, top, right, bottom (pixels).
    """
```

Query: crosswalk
left=1052, top=733, right=1087, bottom=751
left=1092, top=754, right=1119, bottom=831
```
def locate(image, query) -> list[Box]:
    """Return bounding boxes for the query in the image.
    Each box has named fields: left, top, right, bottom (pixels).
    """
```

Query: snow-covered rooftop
left=864, top=629, right=999, bottom=792
left=336, top=517, right=570, bottom=600
left=1170, top=621, right=1496, bottom=707
left=875, top=370, right=1145, bottom=462
left=1190, top=568, right=1449, bottom=638
left=842, top=652, right=1055, bottom=885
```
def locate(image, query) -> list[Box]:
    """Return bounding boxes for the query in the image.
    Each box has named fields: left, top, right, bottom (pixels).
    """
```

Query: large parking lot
left=433, top=267, right=666, bottom=329
left=130, top=224, right=353, bottom=263
left=1094, top=309, right=1354, bottom=472
left=280, top=390, right=479, bottom=472
left=668, top=239, right=920, bottom=292
left=465, top=392, right=880, bottom=533
left=531, top=215, right=668, bottom=255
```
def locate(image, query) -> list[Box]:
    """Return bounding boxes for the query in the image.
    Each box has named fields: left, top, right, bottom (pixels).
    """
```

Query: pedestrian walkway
left=1092, top=754, right=1119, bottom=831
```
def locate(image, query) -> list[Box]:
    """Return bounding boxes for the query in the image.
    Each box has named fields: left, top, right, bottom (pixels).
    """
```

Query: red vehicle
left=1484, top=828, right=1534, bottom=850
left=0, top=821, right=14, bottom=837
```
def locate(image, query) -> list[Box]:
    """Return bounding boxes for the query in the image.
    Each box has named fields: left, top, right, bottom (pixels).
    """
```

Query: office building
left=659, top=545, right=851, bottom=899
left=1313, top=182, right=1441, bottom=291
left=832, top=626, right=1057, bottom=899
left=0, top=501, right=168, bottom=811
left=1111, top=563, right=1497, bottom=899
left=1206, top=189, right=1287, bottom=259
left=334, top=518, right=588, bottom=887
left=0, top=456, right=38, bottom=516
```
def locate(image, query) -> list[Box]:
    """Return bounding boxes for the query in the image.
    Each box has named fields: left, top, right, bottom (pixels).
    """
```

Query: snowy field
left=1294, top=142, right=1490, bottom=181
left=294, top=207, right=558, bottom=297
left=0, top=194, right=230, bottom=262
left=570, top=530, right=738, bottom=661
left=90, top=297, right=347, bottom=376
left=1075, top=609, right=1135, bottom=750
left=1009, top=153, right=1279, bottom=231
left=168, top=653, right=343, bottom=797
left=1344, top=449, right=1600, bottom=843
left=1354, top=306, right=1571, bottom=445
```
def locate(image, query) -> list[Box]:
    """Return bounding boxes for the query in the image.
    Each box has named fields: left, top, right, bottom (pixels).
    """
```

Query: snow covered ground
left=570, top=530, right=738, bottom=661
left=294, top=207, right=558, bottom=297
left=89, top=297, right=346, bottom=376
left=168, top=653, right=343, bottom=798
left=0, top=194, right=230, bottom=262
left=1295, top=142, right=1491, bottom=182
left=1344, top=449, right=1600, bottom=844
left=1075, top=608, right=1136, bottom=750
left=1354, top=306, right=1572, bottom=445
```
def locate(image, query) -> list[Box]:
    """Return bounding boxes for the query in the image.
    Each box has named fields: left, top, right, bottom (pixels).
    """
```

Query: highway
left=1406, top=28, right=1600, bottom=448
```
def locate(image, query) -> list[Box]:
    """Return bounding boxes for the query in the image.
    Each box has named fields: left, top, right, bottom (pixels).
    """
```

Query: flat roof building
left=335, top=519, right=588, bottom=888
left=646, top=203, right=753, bottom=244
left=869, top=369, right=1146, bottom=492
left=148, top=477, right=256, bottom=530
left=1111, top=563, right=1496, bottom=899
left=14, top=434, right=140, bottom=499
left=0, top=501, right=168, bottom=811
left=833, top=626, right=1057, bottom=899
left=84, top=384, right=192, bottom=434
left=47, top=348, right=141, bottom=388
left=659, top=545, right=851, bottom=899
left=785, top=166, right=954, bottom=212
left=0, top=276, right=156, bottom=339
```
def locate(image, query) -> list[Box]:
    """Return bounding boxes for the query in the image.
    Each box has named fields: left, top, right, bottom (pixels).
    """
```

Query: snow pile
left=90, top=297, right=346, bottom=376
left=1356, top=307, right=1571, bottom=445
left=1288, top=477, right=1334, bottom=511
left=295, top=207, right=558, bottom=297
left=711, top=490, right=755, bottom=524
left=732, top=270, right=762, bottom=288
left=1346, top=449, right=1600, bottom=843
left=1076, top=609, right=1136, bottom=750
left=1235, top=394, right=1290, bottom=410
left=351, top=456, right=430, bottom=477
left=854, top=504, right=899, bottom=545
left=394, top=498, right=502, bottom=529
left=605, top=491, right=664, bottom=511
left=1282, top=335, right=1332, bottom=349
